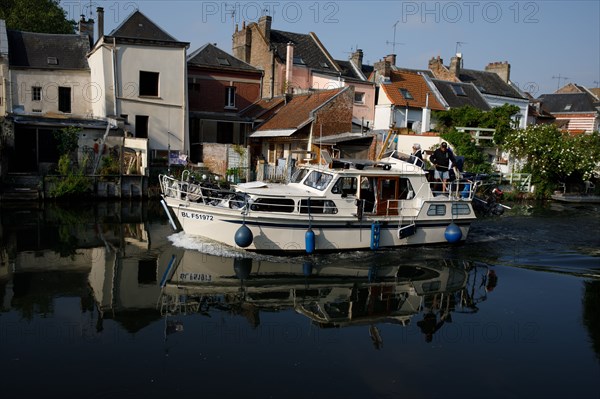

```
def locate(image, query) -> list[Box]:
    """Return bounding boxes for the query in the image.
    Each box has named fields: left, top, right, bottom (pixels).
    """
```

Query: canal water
left=0, top=200, right=598, bottom=398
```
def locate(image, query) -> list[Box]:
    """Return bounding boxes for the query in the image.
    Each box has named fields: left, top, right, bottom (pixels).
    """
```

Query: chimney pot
left=97, top=7, right=104, bottom=39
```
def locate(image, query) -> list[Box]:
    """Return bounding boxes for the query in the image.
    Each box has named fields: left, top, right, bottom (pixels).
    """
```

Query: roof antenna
left=552, top=74, right=570, bottom=91
left=386, top=21, right=404, bottom=54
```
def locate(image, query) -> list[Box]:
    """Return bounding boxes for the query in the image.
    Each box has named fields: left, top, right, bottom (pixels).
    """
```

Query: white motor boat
left=160, top=151, right=478, bottom=253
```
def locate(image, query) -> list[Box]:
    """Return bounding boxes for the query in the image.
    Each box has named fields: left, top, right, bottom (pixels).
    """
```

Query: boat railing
left=160, top=174, right=247, bottom=208
left=414, top=178, right=480, bottom=201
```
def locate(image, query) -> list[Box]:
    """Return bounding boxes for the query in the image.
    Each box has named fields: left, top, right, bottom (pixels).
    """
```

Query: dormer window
left=451, top=84, right=467, bottom=96
left=399, top=88, right=414, bottom=100
left=564, top=104, right=572, bottom=111
left=293, top=56, right=305, bottom=65
left=320, top=62, right=329, bottom=68
left=47, top=57, right=58, bottom=65
left=217, top=58, right=231, bottom=66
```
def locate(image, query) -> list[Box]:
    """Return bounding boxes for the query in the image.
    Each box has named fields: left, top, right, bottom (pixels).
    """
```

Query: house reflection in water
left=0, top=202, right=497, bottom=344
left=0, top=202, right=179, bottom=333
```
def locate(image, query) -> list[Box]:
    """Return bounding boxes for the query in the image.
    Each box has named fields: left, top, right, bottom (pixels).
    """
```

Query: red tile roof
left=256, top=89, right=345, bottom=131
left=241, top=97, right=286, bottom=120
left=381, top=70, right=446, bottom=110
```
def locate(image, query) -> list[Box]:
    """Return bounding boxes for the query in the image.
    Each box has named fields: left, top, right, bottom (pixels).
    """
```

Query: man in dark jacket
left=429, top=142, right=456, bottom=192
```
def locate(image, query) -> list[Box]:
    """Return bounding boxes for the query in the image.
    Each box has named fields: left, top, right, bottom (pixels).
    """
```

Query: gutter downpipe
left=112, top=37, right=118, bottom=116
left=270, top=45, right=275, bottom=98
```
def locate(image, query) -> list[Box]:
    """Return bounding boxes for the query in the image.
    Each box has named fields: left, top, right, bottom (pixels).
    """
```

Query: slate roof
left=431, top=79, right=491, bottom=110
left=381, top=70, right=446, bottom=110
left=7, top=30, right=89, bottom=69
left=188, top=43, right=260, bottom=72
left=335, top=60, right=365, bottom=81
left=269, top=30, right=339, bottom=72
left=537, top=92, right=600, bottom=113
left=108, top=10, right=185, bottom=44
left=458, top=69, right=525, bottom=99
left=255, top=88, right=345, bottom=131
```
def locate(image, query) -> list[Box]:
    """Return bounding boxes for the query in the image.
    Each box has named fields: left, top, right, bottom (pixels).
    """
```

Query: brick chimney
left=258, top=15, right=271, bottom=42
left=374, top=58, right=391, bottom=79
left=97, top=7, right=104, bottom=39
left=449, top=53, right=462, bottom=79
left=428, top=56, right=444, bottom=74
left=78, top=14, right=94, bottom=47
left=285, top=42, right=294, bottom=94
left=351, top=49, right=363, bottom=71
left=384, top=54, right=396, bottom=66
left=428, top=55, right=459, bottom=82
left=485, top=61, right=511, bottom=83
left=232, top=21, right=252, bottom=62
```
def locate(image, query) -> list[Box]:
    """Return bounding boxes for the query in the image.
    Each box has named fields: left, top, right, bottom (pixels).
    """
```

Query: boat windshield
left=290, top=168, right=309, bottom=183
left=303, top=170, right=334, bottom=191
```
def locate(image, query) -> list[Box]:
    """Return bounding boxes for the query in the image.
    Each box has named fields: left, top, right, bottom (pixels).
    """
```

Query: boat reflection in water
left=159, top=251, right=497, bottom=344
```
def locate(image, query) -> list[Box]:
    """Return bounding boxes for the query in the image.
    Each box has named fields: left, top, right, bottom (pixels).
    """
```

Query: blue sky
left=65, top=1, right=600, bottom=96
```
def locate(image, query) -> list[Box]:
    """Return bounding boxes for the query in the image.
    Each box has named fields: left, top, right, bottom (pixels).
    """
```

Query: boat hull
left=164, top=196, right=473, bottom=252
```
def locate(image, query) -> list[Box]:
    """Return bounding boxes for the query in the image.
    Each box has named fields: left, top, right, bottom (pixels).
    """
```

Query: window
left=452, top=203, right=471, bottom=215
left=299, top=199, right=338, bottom=214
left=451, top=84, right=467, bottom=96
left=32, top=86, right=42, bottom=101
left=291, top=168, right=309, bottom=183
left=268, top=143, right=284, bottom=164
left=217, top=57, right=231, bottom=66
left=250, top=198, right=295, bottom=213
left=303, top=171, right=333, bottom=191
left=47, top=57, right=58, bottom=65
left=293, top=56, right=305, bottom=65
left=120, top=114, right=129, bottom=124
left=320, top=62, right=329, bottom=68
left=427, top=204, right=446, bottom=216
left=225, top=86, right=236, bottom=108
left=135, top=115, right=149, bottom=138
left=332, top=177, right=358, bottom=196
left=138, top=258, right=157, bottom=284
left=58, top=86, right=71, bottom=113
left=354, top=92, right=365, bottom=104
left=399, top=88, right=414, bottom=100
left=139, top=71, right=159, bottom=96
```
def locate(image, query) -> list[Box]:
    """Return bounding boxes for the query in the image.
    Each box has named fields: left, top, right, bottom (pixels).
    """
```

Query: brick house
left=428, top=55, right=529, bottom=129
left=232, top=16, right=375, bottom=128
left=187, top=43, right=262, bottom=163
left=247, top=87, right=357, bottom=166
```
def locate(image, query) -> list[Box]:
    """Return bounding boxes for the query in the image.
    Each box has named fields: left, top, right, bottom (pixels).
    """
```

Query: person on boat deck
left=411, top=143, right=425, bottom=169
left=429, top=142, right=456, bottom=192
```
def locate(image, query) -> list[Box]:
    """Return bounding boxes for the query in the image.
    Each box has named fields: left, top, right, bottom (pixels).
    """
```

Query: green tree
left=0, top=0, right=75, bottom=33
left=54, top=126, right=80, bottom=155
left=504, top=125, right=600, bottom=197
left=432, top=104, right=520, bottom=173
left=439, top=129, right=491, bottom=173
